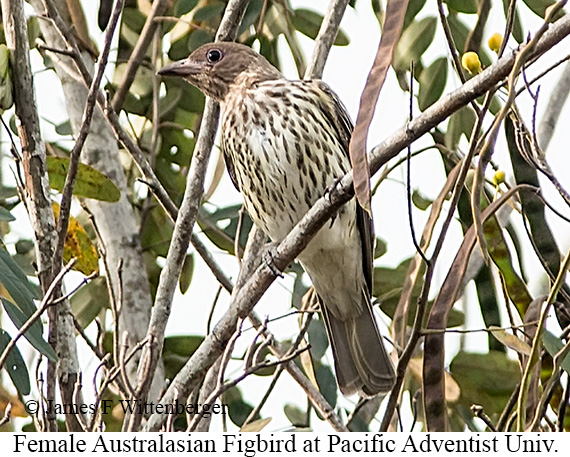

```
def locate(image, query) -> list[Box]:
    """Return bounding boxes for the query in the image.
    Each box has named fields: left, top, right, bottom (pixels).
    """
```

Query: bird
left=159, top=42, right=395, bottom=397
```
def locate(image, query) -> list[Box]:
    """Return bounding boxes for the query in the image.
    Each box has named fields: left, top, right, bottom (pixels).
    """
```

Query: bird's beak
left=158, top=59, right=202, bottom=77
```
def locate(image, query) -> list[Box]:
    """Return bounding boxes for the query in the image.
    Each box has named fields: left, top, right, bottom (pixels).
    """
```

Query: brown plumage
left=159, top=42, right=395, bottom=396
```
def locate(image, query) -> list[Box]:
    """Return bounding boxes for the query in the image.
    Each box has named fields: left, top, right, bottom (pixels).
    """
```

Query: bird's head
left=158, top=42, right=282, bottom=101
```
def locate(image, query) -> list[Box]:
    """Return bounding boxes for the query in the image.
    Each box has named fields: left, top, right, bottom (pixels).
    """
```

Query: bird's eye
left=206, top=49, right=223, bottom=63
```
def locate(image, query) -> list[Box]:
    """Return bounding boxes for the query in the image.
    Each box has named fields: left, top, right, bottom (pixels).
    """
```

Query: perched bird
left=159, top=42, right=395, bottom=396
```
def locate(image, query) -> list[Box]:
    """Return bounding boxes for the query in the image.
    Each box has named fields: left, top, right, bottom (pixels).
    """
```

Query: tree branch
left=304, top=0, right=350, bottom=79
left=1, top=0, right=84, bottom=432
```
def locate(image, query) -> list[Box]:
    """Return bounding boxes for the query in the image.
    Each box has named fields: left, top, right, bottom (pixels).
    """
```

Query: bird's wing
left=314, top=81, right=375, bottom=294
left=220, top=136, right=240, bottom=192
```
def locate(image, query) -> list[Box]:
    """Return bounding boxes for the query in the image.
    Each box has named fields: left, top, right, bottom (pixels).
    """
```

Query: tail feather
left=320, top=296, right=395, bottom=397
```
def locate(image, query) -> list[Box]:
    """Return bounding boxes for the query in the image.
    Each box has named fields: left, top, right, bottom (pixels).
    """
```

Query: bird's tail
left=320, top=296, right=396, bottom=397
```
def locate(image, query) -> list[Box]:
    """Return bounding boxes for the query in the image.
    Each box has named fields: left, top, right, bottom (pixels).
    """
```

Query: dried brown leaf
left=349, top=0, right=409, bottom=212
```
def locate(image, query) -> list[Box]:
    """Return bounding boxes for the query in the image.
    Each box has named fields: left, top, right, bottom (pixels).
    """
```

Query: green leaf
left=46, top=157, right=121, bottom=203
left=70, top=277, right=109, bottom=329
left=179, top=254, right=194, bottom=294
left=482, top=201, right=532, bottom=316
left=411, top=189, right=434, bottom=210
left=55, top=120, right=73, bottom=136
left=444, top=0, right=478, bottom=14
left=374, top=258, right=464, bottom=328
left=291, top=264, right=310, bottom=310
left=291, top=9, right=350, bottom=46
left=374, top=237, right=388, bottom=259
left=543, top=331, right=570, bottom=374
left=308, top=318, right=329, bottom=360
left=315, top=363, right=337, bottom=409
left=403, top=0, right=428, bottom=30
left=27, top=16, right=42, bottom=49
left=0, top=206, right=15, bottom=221
left=226, top=386, right=255, bottom=427
left=162, top=335, right=204, bottom=379
left=447, top=13, right=470, bottom=53
left=522, top=0, right=564, bottom=19
left=187, top=29, right=215, bottom=54
left=198, top=205, right=253, bottom=256
left=141, top=206, right=173, bottom=258
left=193, top=1, right=225, bottom=22
left=445, top=105, right=476, bottom=150
left=418, top=57, right=448, bottom=111
left=0, top=329, right=31, bottom=396
left=113, top=62, right=154, bottom=98
left=284, top=403, right=307, bottom=426
left=0, top=247, right=40, bottom=317
left=2, top=298, right=57, bottom=361
left=122, top=7, right=146, bottom=34
left=450, top=351, right=520, bottom=415
left=503, top=0, right=525, bottom=43
left=175, top=0, right=199, bottom=16
left=0, top=185, right=18, bottom=199
left=393, top=17, right=437, bottom=72
left=238, top=0, right=265, bottom=36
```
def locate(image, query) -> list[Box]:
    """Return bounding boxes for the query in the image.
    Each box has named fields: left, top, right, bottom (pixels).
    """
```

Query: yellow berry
left=462, top=51, right=481, bottom=74
left=493, top=170, right=506, bottom=185
left=488, top=33, right=503, bottom=53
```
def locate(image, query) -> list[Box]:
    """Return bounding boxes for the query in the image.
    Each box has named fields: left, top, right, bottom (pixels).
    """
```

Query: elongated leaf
left=0, top=329, right=30, bottom=396
left=46, top=157, right=121, bottom=203
left=418, top=57, right=448, bottom=111
left=315, top=363, right=337, bottom=409
left=193, top=1, right=225, bottom=22
left=284, top=403, right=306, bottom=426
left=291, top=9, right=350, bottom=46
left=489, top=326, right=532, bottom=355
left=543, top=330, right=570, bottom=374
left=179, top=254, right=194, bottom=294
left=502, top=0, right=525, bottom=43
left=403, top=0, right=428, bottom=30
left=2, top=298, right=57, bottom=361
left=226, top=386, right=255, bottom=427
left=473, top=187, right=533, bottom=316
left=393, top=16, right=437, bottom=71
left=0, top=248, right=39, bottom=317
left=162, top=335, right=204, bottom=379
left=240, top=417, right=272, bottom=432
left=70, top=276, right=109, bottom=328
left=450, top=351, right=520, bottom=415
left=522, top=0, right=564, bottom=19
left=0, top=206, right=15, bottom=221
left=351, top=0, right=409, bottom=212
left=444, top=0, right=478, bottom=14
